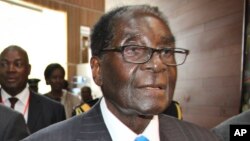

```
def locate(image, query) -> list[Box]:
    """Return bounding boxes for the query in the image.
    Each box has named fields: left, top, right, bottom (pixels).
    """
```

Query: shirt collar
left=100, top=98, right=160, bottom=141
left=1, top=84, right=30, bottom=105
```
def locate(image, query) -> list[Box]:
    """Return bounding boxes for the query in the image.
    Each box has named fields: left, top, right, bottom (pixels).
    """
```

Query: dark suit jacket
left=27, top=91, right=66, bottom=133
left=22, top=100, right=219, bottom=141
left=0, top=104, right=29, bottom=141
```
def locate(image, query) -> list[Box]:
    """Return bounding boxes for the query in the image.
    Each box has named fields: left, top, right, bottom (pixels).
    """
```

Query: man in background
left=72, top=86, right=99, bottom=116
left=27, top=78, right=40, bottom=93
left=0, top=45, right=66, bottom=133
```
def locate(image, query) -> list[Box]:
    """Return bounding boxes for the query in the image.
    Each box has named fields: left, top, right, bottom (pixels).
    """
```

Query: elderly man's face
left=0, top=49, right=31, bottom=96
left=92, top=14, right=177, bottom=116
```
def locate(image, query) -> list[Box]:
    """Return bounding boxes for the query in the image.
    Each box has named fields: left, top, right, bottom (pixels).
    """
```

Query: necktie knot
left=135, top=135, right=149, bottom=141
left=9, top=97, right=18, bottom=109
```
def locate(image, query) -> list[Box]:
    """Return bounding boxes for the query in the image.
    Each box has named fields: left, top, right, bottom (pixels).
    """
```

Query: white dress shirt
left=1, top=84, right=30, bottom=123
left=100, top=98, right=160, bottom=141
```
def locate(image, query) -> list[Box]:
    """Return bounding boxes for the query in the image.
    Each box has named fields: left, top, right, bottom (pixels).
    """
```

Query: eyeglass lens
left=122, top=46, right=187, bottom=65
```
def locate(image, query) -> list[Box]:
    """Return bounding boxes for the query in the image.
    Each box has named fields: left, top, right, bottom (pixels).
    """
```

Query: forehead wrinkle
left=120, top=32, right=145, bottom=45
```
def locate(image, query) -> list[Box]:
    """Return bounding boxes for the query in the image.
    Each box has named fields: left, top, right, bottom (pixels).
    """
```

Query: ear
left=90, top=56, right=103, bottom=86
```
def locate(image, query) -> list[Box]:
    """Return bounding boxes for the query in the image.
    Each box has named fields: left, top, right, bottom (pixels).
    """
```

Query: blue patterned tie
left=134, top=135, right=149, bottom=141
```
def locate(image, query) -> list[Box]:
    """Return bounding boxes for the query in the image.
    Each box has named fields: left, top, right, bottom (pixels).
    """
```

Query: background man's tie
left=135, top=135, right=149, bottom=141
left=9, top=97, right=18, bottom=109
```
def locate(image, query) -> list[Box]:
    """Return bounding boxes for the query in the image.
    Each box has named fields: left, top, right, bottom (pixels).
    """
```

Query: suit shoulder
left=0, top=104, right=19, bottom=116
left=213, top=110, right=250, bottom=133
left=212, top=110, right=250, bottom=141
left=216, top=110, right=250, bottom=127
left=22, top=114, right=83, bottom=141
left=22, top=104, right=104, bottom=141
left=0, top=105, right=29, bottom=139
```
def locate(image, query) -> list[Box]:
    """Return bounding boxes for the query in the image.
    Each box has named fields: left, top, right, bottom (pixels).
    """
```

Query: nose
left=55, top=77, right=62, bottom=82
left=7, top=64, right=16, bottom=72
left=55, top=78, right=64, bottom=84
left=141, top=52, right=167, bottom=72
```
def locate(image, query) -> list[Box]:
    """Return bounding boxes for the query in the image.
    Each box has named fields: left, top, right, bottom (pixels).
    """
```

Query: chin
left=136, top=104, right=167, bottom=116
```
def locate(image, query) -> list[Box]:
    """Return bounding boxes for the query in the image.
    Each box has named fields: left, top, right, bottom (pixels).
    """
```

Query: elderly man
left=0, top=45, right=66, bottom=134
left=22, top=5, right=219, bottom=141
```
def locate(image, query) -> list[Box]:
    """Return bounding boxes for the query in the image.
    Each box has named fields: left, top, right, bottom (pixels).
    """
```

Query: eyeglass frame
left=101, top=45, right=190, bottom=66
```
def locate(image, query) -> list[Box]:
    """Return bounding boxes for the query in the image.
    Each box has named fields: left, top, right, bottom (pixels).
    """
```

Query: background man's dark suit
left=0, top=104, right=29, bottom=141
left=22, top=101, right=218, bottom=141
left=27, top=91, right=66, bottom=133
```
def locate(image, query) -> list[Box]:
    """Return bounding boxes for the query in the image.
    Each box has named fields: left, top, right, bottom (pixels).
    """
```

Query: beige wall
left=25, top=0, right=104, bottom=81
left=106, top=0, right=244, bottom=129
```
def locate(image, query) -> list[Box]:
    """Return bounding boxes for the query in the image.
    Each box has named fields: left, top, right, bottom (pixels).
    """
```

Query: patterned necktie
left=9, top=97, right=18, bottom=109
left=135, top=135, right=149, bottom=141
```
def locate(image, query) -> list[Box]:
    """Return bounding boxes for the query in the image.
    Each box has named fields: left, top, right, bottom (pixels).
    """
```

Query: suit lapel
left=27, top=92, right=42, bottom=132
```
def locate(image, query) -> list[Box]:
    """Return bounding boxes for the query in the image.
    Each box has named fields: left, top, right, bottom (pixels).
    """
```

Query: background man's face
left=0, top=49, right=30, bottom=95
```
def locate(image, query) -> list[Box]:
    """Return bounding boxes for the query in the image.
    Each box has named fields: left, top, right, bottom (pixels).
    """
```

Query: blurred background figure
left=72, top=86, right=99, bottom=116
left=28, top=78, right=40, bottom=93
left=44, top=63, right=81, bottom=118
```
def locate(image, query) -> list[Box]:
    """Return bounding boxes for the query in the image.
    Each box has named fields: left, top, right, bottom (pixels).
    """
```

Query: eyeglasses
left=101, top=45, right=189, bottom=66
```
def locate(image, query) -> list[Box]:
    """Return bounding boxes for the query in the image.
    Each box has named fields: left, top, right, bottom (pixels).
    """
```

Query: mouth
left=6, top=77, right=17, bottom=82
left=137, top=84, right=166, bottom=90
left=136, top=84, right=168, bottom=98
